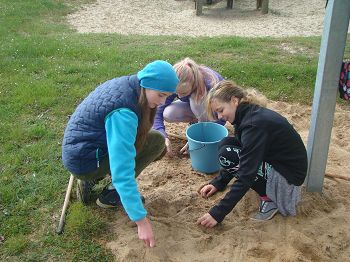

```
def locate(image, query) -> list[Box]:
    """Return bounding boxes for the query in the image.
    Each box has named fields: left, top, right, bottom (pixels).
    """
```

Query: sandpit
left=67, top=1, right=350, bottom=261
left=106, top=101, right=350, bottom=261
left=67, top=0, right=327, bottom=37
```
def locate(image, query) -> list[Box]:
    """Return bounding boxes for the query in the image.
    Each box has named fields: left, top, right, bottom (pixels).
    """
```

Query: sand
left=104, top=102, right=350, bottom=261
left=67, top=1, right=350, bottom=261
left=67, top=0, right=327, bottom=37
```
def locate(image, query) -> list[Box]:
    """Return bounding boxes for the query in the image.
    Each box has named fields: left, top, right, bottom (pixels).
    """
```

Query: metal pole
left=306, top=0, right=350, bottom=192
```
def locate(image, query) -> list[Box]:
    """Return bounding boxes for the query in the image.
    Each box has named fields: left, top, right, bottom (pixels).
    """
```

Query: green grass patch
left=3, top=235, right=28, bottom=256
left=65, top=202, right=107, bottom=238
left=0, top=0, right=349, bottom=260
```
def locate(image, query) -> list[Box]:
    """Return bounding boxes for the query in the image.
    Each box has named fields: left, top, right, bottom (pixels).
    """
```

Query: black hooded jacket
left=209, top=103, right=307, bottom=223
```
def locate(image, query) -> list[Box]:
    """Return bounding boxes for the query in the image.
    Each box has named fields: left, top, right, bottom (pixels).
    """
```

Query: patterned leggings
left=218, top=136, right=269, bottom=197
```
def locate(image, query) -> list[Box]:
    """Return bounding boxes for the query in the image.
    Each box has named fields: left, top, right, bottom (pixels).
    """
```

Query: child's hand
left=197, top=213, right=218, bottom=228
left=135, top=217, right=156, bottom=247
left=165, top=138, right=174, bottom=157
left=199, top=184, right=218, bottom=198
left=179, top=142, right=189, bottom=155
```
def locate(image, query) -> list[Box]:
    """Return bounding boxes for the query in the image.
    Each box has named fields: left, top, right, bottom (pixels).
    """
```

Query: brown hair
left=135, top=88, right=156, bottom=152
left=206, top=80, right=268, bottom=120
left=173, top=57, right=220, bottom=103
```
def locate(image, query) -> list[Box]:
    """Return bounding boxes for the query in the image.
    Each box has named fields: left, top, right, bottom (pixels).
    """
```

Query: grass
left=0, top=0, right=349, bottom=260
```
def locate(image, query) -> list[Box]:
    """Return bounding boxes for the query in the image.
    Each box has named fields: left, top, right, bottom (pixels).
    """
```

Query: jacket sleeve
left=209, top=169, right=235, bottom=191
left=105, top=108, right=146, bottom=222
left=209, top=126, right=268, bottom=223
left=152, top=94, right=177, bottom=137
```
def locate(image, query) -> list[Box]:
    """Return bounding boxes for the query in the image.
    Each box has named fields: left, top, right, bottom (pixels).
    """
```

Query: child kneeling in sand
left=197, top=80, right=307, bottom=227
left=62, top=60, right=179, bottom=247
left=152, top=57, right=224, bottom=157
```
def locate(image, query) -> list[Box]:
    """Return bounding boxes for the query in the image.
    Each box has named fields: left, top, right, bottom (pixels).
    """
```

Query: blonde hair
left=206, top=80, right=268, bottom=120
left=135, top=88, right=157, bottom=152
left=173, top=57, right=220, bottom=103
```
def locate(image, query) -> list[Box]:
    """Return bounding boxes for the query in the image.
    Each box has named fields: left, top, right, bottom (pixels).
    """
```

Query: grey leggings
left=74, top=130, right=165, bottom=181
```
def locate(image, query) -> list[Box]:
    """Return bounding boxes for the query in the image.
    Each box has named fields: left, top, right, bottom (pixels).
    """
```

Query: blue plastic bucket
left=186, top=122, right=228, bottom=173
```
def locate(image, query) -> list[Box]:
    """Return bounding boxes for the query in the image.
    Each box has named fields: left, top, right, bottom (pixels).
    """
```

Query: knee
left=218, top=144, right=239, bottom=161
left=218, top=144, right=228, bottom=158
left=219, top=137, right=233, bottom=149
left=218, top=139, right=241, bottom=170
left=218, top=136, right=241, bottom=150
left=163, top=107, right=176, bottom=123
left=148, top=130, right=166, bottom=153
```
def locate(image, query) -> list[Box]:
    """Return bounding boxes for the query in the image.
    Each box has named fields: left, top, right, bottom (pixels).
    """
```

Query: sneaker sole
left=96, top=198, right=118, bottom=209
left=250, top=209, right=278, bottom=221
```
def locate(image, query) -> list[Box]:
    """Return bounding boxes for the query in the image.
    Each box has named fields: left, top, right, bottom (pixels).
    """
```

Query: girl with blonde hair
left=152, top=57, right=224, bottom=156
left=197, top=80, right=307, bottom=226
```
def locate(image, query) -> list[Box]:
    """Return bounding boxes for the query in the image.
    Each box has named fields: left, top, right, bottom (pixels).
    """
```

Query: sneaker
left=76, top=179, right=96, bottom=204
left=251, top=200, right=278, bottom=221
left=96, top=184, right=145, bottom=209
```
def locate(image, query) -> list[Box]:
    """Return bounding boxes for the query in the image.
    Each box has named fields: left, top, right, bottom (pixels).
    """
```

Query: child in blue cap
left=62, top=60, right=179, bottom=248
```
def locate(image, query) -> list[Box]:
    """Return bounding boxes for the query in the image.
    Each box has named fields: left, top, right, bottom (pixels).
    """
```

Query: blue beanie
left=137, top=60, right=179, bottom=93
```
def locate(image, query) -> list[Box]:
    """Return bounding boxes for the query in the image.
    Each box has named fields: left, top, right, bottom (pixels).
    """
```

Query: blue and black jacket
left=62, top=75, right=148, bottom=222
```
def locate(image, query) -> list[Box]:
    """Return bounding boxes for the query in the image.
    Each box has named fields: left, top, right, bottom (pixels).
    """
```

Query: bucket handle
left=188, top=143, right=206, bottom=152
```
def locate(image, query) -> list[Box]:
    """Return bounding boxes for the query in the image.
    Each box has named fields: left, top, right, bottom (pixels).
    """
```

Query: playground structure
left=195, top=0, right=269, bottom=16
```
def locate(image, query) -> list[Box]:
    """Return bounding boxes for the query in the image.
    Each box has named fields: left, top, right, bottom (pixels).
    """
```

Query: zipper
left=96, top=148, right=100, bottom=168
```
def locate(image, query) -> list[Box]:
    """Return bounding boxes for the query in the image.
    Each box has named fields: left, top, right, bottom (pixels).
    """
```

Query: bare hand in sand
left=136, top=217, right=156, bottom=247
left=165, top=137, right=174, bottom=157
left=180, top=142, right=189, bottom=155
left=197, top=213, right=218, bottom=228
left=198, top=184, right=218, bottom=198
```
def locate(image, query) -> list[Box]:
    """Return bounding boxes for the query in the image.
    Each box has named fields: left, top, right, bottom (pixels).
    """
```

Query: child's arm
left=105, top=109, right=146, bottom=222
left=106, top=109, right=157, bottom=247
left=198, top=169, right=236, bottom=198
left=152, top=94, right=177, bottom=137
left=208, top=127, right=268, bottom=224
left=209, top=169, right=235, bottom=191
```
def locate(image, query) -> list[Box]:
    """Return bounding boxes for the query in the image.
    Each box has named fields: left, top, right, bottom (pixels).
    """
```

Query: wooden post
left=261, top=0, right=269, bottom=14
left=227, top=0, right=234, bottom=9
left=257, top=0, right=262, bottom=9
left=196, top=0, right=203, bottom=16
left=306, top=0, right=350, bottom=192
left=56, top=174, right=75, bottom=234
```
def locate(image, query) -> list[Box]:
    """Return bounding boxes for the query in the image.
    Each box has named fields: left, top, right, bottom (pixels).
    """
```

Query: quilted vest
left=62, top=74, right=141, bottom=175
